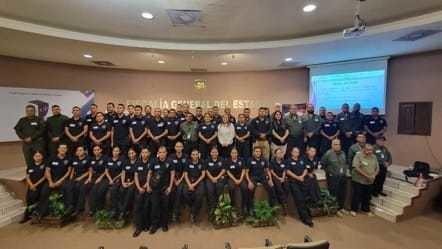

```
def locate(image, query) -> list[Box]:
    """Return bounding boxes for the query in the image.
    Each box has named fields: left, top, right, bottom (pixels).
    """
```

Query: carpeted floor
left=1, top=212, right=442, bottom=249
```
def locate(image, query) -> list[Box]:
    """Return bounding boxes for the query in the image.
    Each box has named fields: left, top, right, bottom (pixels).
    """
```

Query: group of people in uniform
left=14, top=101, right=391, bottom=237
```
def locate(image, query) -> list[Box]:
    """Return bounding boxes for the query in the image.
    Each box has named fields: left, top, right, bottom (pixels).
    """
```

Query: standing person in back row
left=303, top=104, right=323, bottom=153
left=372, top=136, right=392, bottom=197
left=250, top=107, right=272, bottom=160
left=350, top=143, right=379, bottom=217
left=336, top=103, right=353, bottom=154
left=320, top=112, right=339, bottom=156
left=46, top=105, right=69, bottom=157
left=111, top=104, right=130, bottom=155
left=64, top=106, right=88, bottom=155
left=180, top=113, right=199, bottom=155
left=364, top=107, right=387, bottom=145
left=147, top=108, right=168, bottom=155
left=14, top=105, right=46, bottom=167
left=284, top=105, right=304, bottom=157
left=235, top=113, right=251, bottom=160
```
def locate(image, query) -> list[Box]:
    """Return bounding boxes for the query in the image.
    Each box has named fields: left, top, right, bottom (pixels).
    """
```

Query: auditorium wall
left=0, top=51, right=441, bottom=170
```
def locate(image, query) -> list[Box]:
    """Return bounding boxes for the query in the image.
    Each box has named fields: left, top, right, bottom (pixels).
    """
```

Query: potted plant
left=211, top=193, right=240, bottom=229
left=307, top=188, right=339, bottom=217
left=94, top=210, right=125, bottom=230
left=245, top=201, right=279, bottom=227
left=33, top=191, right=71, bottom=226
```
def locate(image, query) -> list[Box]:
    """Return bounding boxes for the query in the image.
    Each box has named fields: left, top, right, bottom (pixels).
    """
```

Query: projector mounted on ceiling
left=343, top=0, right=367, bottom=38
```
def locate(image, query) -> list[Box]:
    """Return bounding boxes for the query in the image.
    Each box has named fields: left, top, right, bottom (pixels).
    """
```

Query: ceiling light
left=303, top=4, right=317, bottom=12
left=141, top=12, right=154, bottom=19
left=221, top=62, right=228, bottom=66
left=285, top=57, right=293, bottom=62
left=83, top=54, right=93, bottom=58
left=158, top=60, right=165, bottom=64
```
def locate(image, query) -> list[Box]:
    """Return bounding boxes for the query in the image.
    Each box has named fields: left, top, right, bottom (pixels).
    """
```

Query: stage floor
left=1, top=212, right=441, bottom=249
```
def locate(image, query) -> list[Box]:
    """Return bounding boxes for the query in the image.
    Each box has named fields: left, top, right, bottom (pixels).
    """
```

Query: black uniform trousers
left=183, top=140, right=198, bottom=155
left=219, top=144, right=234, bottom=158
left=71, top=178, right=92, bottom=213
left=271, top=177, right=289, bottom=206
left=22, top=140, right=46, bottom=167
left=133, top=191, right=151, bottom=230
left=109, top=180, right=122, bottom=214
left=119, top=184, right=136, bottom=216
left=37, top=180, right=73, bottom=217
left=150, top=187, right=170, bottom=229
left=247, top=176, right=276, bottom=213
left=320, top=138, right=333, bottom=156
left=131, top=139, right=147, bottom=154
left=373, top=164, right=387, bottom=196
left=24, top=184, right=44, bottom=218
left=286, top=135, right=305, bottom=157
left=172, top=182, right=185, bottom=219
left=226, top=178, right=248, bottom=212
left=288, top=180, right=312, bottom=223
left=89, top=178, right=109, bottom=213
left=304, top=174, right=321, bottom=204
left=205, top=178, right=226, bottom=213
left=198, top=140, right=216, bottom=160
left=236, top=140, right=251, bottom=160
left=339, top=134, right=354, bottom=155
left=351, top=181, right=372, bottom=212
left=306, top=134, right=321, bottom=153
left=183, top=182, right=205, bottom=218
left=326, top=174, right=347, bottom=210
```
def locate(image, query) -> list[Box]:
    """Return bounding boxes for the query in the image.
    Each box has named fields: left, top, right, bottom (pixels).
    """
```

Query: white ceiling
left=0, top=0, right=441, bottom=72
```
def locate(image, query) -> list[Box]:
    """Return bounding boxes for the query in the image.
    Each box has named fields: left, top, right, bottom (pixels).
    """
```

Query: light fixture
left=221, top=62, right=228, bottom=66
left=83, top=54, right=93, bottom=59
left=141, top=12, right=154, bottom=19
left=158, top=60, right=165, bottom=64
left=285, top=57, right=293, bottom=62
left=303, top=4, right=317, bottom=12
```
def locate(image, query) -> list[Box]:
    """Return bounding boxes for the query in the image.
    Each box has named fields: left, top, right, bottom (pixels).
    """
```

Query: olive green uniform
left=347, top=143, right=364, bottom=167
left=180, top=121, right=198, bottom=155
left=321, top=149, right=349, bottom=209
left=14, top=116, right=46, bottom=167
left=351, top=152, right=379, bottom=212
left=372, top=145, right=392, bottom=195
left=303, top=114, right=323, bottom=153
left=46, top=114, right=69, bottom=156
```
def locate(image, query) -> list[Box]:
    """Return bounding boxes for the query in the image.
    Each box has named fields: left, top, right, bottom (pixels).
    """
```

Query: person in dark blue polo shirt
left=169, top=142, right=188, bottom=223
left=64, top=106, right=88, bottom=156
left=111, top=104, right=130, bottom=155
left=70, top=146, right=91, bottom=217
left=147, top=108, right=168, bottom=155
left=204, top=146, right=226, bottom=215
left=118, top=147, right=137, bottom=220
left=89, top=112, right=112, bottom=155
left=88, top=145, right=108, bottom=216
left=183, top=149, right=206, bottom=223
left=225, top=147, right=248, bottom=215
left=132, top=147, right=152, bottom=237
left=106, top=146, right=125, bottom=218
left=364, top=107, right=387, bottom=144
left=270, top=148, right=289, bottom=215
left=166, top=109, right=182, bottom=153
left=320, top=112, right=340, bottom=156
left=198, top=113, right=218, bottom=159
left=234, top=113, right=251, bottom=160
left=129, top=105, right=148, bottom=153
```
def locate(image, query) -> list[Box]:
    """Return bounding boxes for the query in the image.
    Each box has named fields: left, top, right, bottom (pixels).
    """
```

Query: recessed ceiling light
left=83, top=54, right=93, bottom=58
left=221, top=62, right=228, bottom=66
left=285, top=57, right=293, bottom=62
left=303, top=4, right=317, bottom=12
left=141, top=12, right=154, bottom=19
left=158, top=60, right=165, bottom=64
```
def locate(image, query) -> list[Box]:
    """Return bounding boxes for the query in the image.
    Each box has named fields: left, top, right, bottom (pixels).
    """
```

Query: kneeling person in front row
left=88, top=145, right=109, bottom=216
left=183, top=149, right=206, bottom=223
left=70, top=146, right=92, bottom=217
left=132, top=147, right=152, bottom=237
left=226, top=147, right=248, bottom=215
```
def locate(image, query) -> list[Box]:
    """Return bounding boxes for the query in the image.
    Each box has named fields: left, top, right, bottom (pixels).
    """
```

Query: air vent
left=394, top=29, right=441, bottom=42
left=167, top=9, right=202, bottom=26
left=279, top=61, right=300, bottom=68
left=190, top=68, right=207, bottom=72
left=92, top=61, right=115, bottom=67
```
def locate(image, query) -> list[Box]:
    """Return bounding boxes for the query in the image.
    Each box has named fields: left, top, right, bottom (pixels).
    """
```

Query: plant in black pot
left=245, top=201, right=279, bottom=227
left=307, top=188, right=339, bottom=217
left=211, top=193, right=240, bottom=229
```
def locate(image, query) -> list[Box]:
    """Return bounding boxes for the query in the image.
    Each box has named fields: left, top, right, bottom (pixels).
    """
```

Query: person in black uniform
left=235, top=113, right=251, bottom=160
left=225, top=147, right=248, bottom=214
left=88, top=145, right=108, bottom=216
left=285, top=147, right=314, bottom=227
left=194, top=107, right=204, bottom=124
left=224, top=108, right=236, bottom=124
left=269, top=148, right=289, bottom=215
left=166, top=109, right=181, bottom=153
left=111, top=104, right=130, bottom=155
left=198, top=113, right=218, bottom=159
left=211, top=106, right=223, bottom=125
left=46, top=105, right=69, bottom=157
left=104, top=102, right=116, bottom=124
left=271, top=110, right=289, bottom=158
left=364, top=107, right=387, bottom=144
left=183, top=149, right=206, bottom=223
left=20, top=151, right=47, bottom=223
left=147, top=108, right=168, bottom=155
left=302, top=147, right=321, bottom=204
left=336, top=103, right=353, bottom=153
left=118, top=147, right=137, bottom=220
left=350, top=103, right=366, bottom=136
left=147, top=146, right=175, bottom=234
left=106, top=146, right=125, bottom=217
left=132, top=147, right=152, bottom=237
left=169, top=142, right=188, bottom=222
left=70, top=146, right=91, bottom=217
left=64, top=106, right=88, bottom=155
left=144, top=105, right=153, bottom=120
left=35, top=143, right=73, bottom=220
left=204, top=146, right=226, bottom=214
left=84, top=104, right=98, bottom=153
left=245, top=146, right=276, bottom=215
left=127, top=104, right=135, bottom=121
left=14, top=105, right=46, bottom=167
left=89, top=112, right=112, bottom=155
left=320, top=112, right=340, bottom=155
left=249, top=107, right=272, bottom=161
left=129, top=105, right=148, bottom=153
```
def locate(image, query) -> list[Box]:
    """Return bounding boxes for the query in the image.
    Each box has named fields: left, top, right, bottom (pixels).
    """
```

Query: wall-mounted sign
left=193, top=79, right=206, bottom=90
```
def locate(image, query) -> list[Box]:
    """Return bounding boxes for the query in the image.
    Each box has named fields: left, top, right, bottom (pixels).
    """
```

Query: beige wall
left=0, top=51, right=441, bottom=170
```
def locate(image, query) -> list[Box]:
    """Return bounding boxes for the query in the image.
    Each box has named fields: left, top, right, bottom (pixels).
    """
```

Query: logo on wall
left=28, top=100, right=49, bottom=118
left=193, top=79, right=207, bottom=90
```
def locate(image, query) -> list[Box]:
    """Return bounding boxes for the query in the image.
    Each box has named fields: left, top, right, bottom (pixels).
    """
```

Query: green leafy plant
left=48, top=191, right=67, bottom=218
left=211, top=193, right=239, bottom=228
left=246, top=201, right=280, bottom=227
left=94, top=210, right=125, bottom=229
left=307, top=188, right=339, bottom=216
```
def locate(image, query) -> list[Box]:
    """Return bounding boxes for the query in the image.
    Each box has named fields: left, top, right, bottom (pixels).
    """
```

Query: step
left=383, top=186, right=416, bottom=205
left=0, top=199, right=23, bottom=218
left=0, top=207, right=25, bottom=228
left=0, top=184, right=6, bottom=193
left=384, top=177, right=420, bottom=195
left=371, top=196, right=405, bottom=214
left=372, top=206, right=399, bottom=223
left=0, top=192, right=14, bottom=203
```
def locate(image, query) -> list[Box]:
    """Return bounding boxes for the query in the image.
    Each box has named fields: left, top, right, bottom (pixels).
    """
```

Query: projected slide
left=309, top=70, right=386, bottom=114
